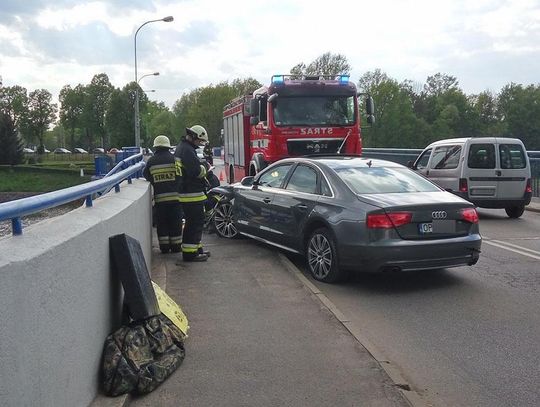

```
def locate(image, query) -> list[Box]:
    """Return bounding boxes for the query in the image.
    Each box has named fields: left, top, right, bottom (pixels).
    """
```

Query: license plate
left=418, top=222, right=433, bottom=234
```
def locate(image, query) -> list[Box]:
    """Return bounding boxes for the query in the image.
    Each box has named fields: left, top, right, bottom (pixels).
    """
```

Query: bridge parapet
left=0, top=179, right=152, bottom=407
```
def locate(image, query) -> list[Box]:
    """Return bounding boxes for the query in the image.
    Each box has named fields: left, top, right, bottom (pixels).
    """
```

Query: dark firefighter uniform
left=175, top=132, right=209, bottom=261
left=143, top=141, right=183, bottom=253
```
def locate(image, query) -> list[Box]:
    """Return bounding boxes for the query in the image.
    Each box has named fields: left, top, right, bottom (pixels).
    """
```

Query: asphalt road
left=288, top=208, right=540, bottom=407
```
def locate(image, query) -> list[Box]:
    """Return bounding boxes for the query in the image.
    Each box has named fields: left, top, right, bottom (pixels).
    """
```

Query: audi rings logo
left=431, top=210, right=448, bottom=219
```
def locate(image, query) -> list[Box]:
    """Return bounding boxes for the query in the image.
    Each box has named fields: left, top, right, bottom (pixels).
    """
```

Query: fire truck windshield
left=272, top=95, right=356, bottom=127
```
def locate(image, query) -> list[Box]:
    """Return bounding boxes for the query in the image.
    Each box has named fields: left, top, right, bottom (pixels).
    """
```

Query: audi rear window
left=333, top=166, right=441, bottom=194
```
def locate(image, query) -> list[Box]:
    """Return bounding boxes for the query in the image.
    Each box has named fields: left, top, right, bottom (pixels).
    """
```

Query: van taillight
left=525, top=178, right=532, bottom=193
left=461, top=208, right=479, bottom=224
left=459, top=178, right=468, bottom=192
left=367, top=212, right=412, bottom=228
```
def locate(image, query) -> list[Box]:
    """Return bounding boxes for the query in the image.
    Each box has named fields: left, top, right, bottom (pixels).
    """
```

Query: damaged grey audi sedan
left=210, top=156, right=482, bottom=283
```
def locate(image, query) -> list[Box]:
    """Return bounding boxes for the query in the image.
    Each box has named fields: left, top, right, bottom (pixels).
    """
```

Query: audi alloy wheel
left=306, top=228, right=344, bottom=283
left=214, top=201, right=238, bottom=239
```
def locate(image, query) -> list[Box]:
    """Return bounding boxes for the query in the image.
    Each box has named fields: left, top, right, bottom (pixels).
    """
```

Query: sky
left=0, top=0, right=539, bottom=108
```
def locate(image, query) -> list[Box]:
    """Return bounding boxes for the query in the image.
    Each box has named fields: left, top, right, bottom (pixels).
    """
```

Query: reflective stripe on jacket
left=143, top=149, right=182, bottom=203
left=174, top=138, right=208, bottom=197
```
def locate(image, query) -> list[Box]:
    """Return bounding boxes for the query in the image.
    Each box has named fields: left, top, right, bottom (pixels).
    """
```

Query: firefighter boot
left=198, top=247, right=211, bottom=257
left=184, top=253, right=209, bottom=262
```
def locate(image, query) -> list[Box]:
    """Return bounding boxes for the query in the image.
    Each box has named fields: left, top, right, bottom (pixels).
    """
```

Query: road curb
left=278, top=253, right=430, bottom=407
left=525, top=205, right=540, bottom=214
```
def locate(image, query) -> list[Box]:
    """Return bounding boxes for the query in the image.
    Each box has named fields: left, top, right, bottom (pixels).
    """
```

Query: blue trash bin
left=94, top=155, right=108, bottom=177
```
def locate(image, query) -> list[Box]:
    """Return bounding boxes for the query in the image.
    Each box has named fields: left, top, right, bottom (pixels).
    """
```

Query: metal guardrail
left=0, top=153, right=145, bottom=236
left=362, top=148, right=540, bottom=197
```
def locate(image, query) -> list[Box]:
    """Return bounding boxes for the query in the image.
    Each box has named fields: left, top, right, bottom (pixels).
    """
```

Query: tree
left=290, top=52, right=351, bottom=77
left=0, top=112, right=24, bottom=165
left=358, top=71, right=426, bottom=147
left=143, top=101, right=175, bottom=145
left=23, top=89, right=57, bottom=153
left=0, top=85, right=28, bottom=130
left=105, top=84, right=137, bottom=149
left=171, top=79, right=258, bottom=147
left=59, top=84, right=85, bottom=150
left=497, top=83, right=540, bottom=150
left=85, top=73, right=113, bottom=149
left=230, top=77, right=263, bottom=97
left=424, top=73, right=459, bottom=96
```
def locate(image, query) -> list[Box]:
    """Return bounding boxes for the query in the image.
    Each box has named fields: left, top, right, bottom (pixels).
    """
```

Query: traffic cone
left=219, top=170, right=225, bottom=181
left=80, top=168, right=85, bottom=177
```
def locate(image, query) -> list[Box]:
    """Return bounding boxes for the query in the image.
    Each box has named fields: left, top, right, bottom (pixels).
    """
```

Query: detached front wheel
left=306, top=228, right=344, bottom=283
left=214, top=201, right=238, bottom=238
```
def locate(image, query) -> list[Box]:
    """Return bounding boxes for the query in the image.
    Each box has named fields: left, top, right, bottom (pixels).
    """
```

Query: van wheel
left=505, top=205, right=525, bottom=218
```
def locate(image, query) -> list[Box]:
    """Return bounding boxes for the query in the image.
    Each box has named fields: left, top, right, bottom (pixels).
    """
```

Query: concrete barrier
left=0, top=179, right=152, bottom=407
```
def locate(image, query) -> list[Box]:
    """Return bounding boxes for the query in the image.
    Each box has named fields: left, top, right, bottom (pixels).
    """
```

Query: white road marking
left=483, top=239, right=540, bottom=260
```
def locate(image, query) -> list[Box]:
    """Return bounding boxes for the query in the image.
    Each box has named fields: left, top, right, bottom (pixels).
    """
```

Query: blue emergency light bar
left=339, top=75, right=350, bottom=84
left=271, top=74, right=350, bottom=84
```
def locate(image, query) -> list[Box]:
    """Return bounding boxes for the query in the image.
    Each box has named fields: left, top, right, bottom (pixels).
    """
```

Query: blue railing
left=362, top=148, right=540, bottom=197
left=0, top=153, right=145, bottom=236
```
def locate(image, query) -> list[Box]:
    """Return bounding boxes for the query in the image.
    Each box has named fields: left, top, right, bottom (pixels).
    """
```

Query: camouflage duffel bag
left=102, top=313, right=186, bottom=396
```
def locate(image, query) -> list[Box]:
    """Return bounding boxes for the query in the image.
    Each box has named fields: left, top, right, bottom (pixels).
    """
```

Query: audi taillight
left=367, top=212, right=412, bottom=228
left=525, top=178, right=532, bottom=193
left=459, top=178, right=468, bottom=193
left=461, top=208, right=479, bottom=224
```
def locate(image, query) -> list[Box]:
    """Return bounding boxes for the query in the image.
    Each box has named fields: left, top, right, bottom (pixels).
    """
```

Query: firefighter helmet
left=186, top=125, right=209, bottom=144
left=153, top=135, right=171, bottom=148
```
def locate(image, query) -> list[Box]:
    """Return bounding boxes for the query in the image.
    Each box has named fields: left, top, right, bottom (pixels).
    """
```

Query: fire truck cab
left=222, top=74, right=374, bottom=183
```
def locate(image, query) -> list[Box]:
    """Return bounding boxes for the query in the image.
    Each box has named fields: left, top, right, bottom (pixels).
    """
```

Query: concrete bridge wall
left=0, top=179, right=152, bottom=407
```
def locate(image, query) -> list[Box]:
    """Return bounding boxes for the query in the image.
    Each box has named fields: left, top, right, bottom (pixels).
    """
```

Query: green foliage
left=172, top=78, right=261, bottom=147
left=3, top=55, right=540, bottom=154
left=21, top=89, right=57, bottom=151
left=59, top=84, right=85, bottom=150
left=0, top=113, right=24, bottom=165
left=105, top=85, right=137, bottom=148
left=497, top=83, right=540, bottom=150
left=0, top=85, right=28, bottom=128
left=290, top=52, right=351, bottom=77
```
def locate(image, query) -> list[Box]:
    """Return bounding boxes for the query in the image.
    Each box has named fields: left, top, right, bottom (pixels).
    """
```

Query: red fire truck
left=222, top=74, right=374, bottom=183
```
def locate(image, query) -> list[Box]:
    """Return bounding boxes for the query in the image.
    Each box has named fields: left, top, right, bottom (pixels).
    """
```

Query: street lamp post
left=135, top=72, right=159, bottom=148
left=134, top=15, right=173, bottom=147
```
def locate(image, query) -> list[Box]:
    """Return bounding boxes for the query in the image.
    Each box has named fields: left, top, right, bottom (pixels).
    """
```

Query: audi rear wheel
left=306, top=228, right=344, bottom=283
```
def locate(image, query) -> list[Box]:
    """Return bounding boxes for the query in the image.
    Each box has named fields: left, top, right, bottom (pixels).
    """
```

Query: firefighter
left=175, top=125, right=211, bottom=262
left=143, top=135, right=183, bottom=254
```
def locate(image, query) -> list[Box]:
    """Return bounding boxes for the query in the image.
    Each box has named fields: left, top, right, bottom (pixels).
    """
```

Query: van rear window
left=468, top=144, right=495, bottom=169
left=499, top=144, right=526, bottom=169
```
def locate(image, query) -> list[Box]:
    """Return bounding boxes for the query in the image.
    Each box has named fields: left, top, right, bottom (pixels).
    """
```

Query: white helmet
left=186, top=125, right=209, bottom=144
left=153, top=135, right=171, bottom=148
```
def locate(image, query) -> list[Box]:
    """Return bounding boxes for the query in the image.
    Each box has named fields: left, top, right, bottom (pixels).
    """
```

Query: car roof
left=277, top=155, right=405, bottom=169
left=425, top=137, right=526, bottom=148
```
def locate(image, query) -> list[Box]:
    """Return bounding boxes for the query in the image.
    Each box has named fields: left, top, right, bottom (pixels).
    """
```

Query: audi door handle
left=296, top=204, right=308, bottom=210
left=263, top=197, right=271, bottom=204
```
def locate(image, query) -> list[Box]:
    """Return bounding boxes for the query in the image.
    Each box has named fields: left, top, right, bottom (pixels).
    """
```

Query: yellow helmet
left=186, top=125, right=209, bottom=144
left=153, top=135, right=171, bottom=148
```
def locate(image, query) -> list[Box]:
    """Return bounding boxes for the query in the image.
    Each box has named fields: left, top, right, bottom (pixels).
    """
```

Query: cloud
left=24, top=22, right=131, bottom=65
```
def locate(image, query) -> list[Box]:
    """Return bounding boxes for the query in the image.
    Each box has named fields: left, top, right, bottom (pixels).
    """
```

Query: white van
left=411, top=137, right=532, bottom=218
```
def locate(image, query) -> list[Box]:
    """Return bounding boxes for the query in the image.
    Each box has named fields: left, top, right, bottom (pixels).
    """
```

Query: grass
left=0, top=169, right=91, bottom=192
